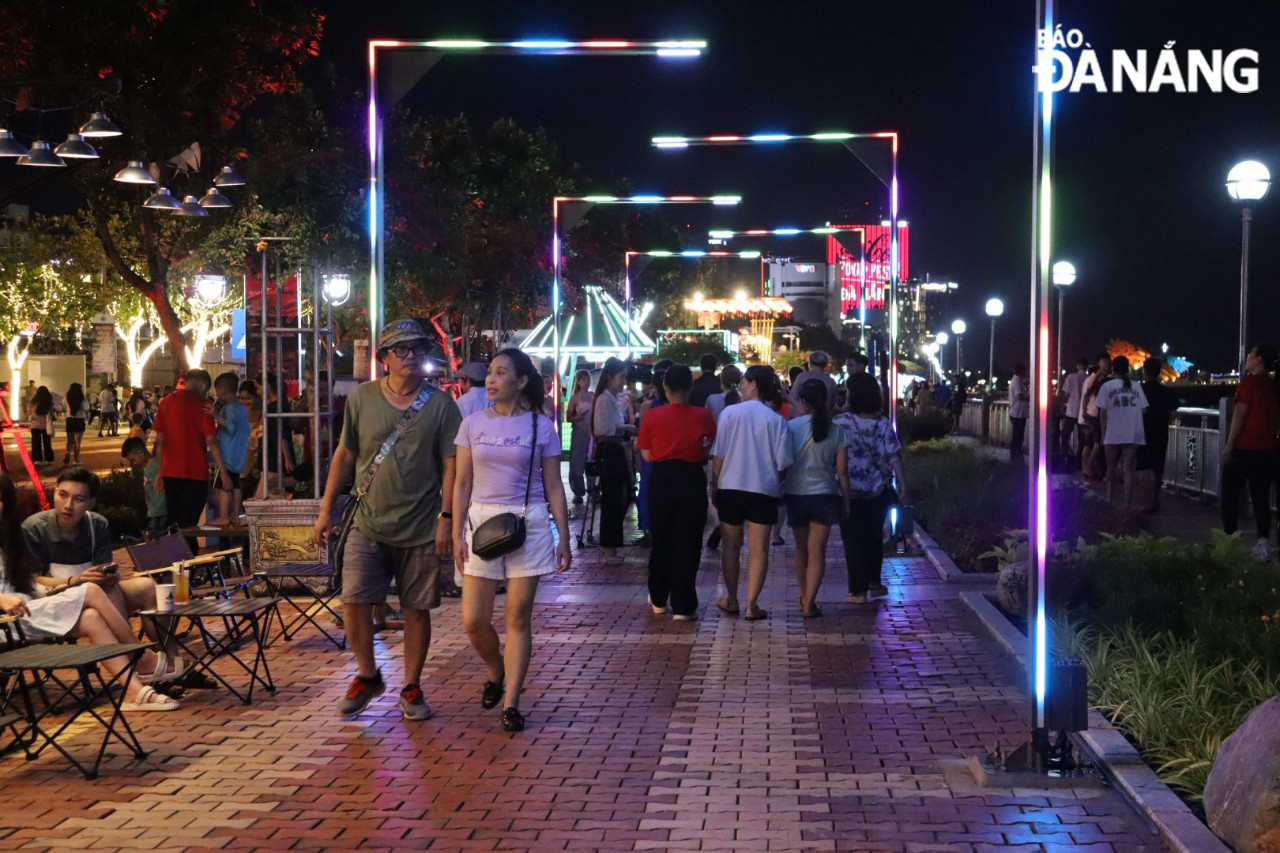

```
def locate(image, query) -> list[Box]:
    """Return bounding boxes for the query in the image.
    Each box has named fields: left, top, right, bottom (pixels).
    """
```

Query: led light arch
left=366, top=38, right=707, bottom=379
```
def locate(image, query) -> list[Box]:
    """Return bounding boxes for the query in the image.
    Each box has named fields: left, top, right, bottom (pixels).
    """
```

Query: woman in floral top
left=833, top=374, right=910, bottom=603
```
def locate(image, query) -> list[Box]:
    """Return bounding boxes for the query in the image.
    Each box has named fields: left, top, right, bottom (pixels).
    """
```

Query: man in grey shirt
left=314, top=319, right=462, bottom=722
left=791, top=350, right=839, bottom=412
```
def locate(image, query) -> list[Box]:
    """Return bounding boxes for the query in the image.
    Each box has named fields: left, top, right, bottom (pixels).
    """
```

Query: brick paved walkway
left=0, top=507, right=1167, bottom=851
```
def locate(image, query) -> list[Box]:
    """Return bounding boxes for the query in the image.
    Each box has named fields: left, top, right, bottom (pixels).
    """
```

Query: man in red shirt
left=153, top=369, right=229, bottom=552
left=638, top=364, right=717, bottom=620
left=1221, top=343, right=1280, bottom=559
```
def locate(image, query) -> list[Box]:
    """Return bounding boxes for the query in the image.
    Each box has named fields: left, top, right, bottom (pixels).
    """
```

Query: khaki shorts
left=340, top=526, right=442, bottom=610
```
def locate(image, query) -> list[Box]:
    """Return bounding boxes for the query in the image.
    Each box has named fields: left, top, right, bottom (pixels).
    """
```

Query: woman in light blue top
left=784, top=380, right=849, bottom=618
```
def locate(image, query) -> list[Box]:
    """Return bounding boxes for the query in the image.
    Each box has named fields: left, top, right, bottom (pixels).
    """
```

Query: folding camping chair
left=125, top=532, right=252, bottom=598
left=253, top=562, right=344, bottom=650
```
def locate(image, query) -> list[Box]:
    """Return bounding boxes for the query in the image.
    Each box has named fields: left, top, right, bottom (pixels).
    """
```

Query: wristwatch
left=437, top=511, right=453, bottom=520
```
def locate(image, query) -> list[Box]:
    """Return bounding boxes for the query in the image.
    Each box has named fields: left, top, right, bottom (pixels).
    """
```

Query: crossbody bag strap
left=521, top=410, right=537, bottom=516
left=353, top=382, right=437, bottom=500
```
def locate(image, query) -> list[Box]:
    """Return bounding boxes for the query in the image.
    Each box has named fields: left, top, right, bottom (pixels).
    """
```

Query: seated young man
left=21, top=466, right=189, bottom=681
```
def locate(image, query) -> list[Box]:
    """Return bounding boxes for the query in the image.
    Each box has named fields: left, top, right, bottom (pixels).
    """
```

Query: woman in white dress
left=0, top=473, right=178, bottom=711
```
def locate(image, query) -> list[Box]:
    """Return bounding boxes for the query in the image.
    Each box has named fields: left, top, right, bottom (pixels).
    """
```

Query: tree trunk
left=144, top=283, right=190, bottom=373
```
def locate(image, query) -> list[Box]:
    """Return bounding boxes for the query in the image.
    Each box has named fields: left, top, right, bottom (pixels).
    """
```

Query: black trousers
left=1221, top=448, right=1274, bottom=538
left=594, top=441, right=630, bottom=548
left=1009, top=416, right=1028, bottom=460
left=165, top=476, right=209, bottom=554
left=647, top=460, right=707, bottom=615
left=30, top=428, right=53, bottom=462
left=839, top=489, right=892, bottom=595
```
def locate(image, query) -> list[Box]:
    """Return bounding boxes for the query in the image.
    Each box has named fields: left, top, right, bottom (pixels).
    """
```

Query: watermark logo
left=1034, top=25, right=1258, bottom=93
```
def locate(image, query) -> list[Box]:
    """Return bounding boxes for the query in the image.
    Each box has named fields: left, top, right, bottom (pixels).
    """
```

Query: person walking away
left=791, top=350, right=839, bottom=412
left=634, top=364, right=671, bottom=547
left=313, top=319, right=461, bottom=720
left=27, top=386, right=54, bottom=464
left=1137, top=357, right=1179, bottom=513
left=835, top=374, right=910, bottom=603
left=63, top=382, right=89, bottom=465
left=153, top=369, right=230, bottom=554
left=785, top=380, right=849, bottom=618
left=1096, top=356, right=1148, bottom=509
left=948, top=378, right=967, bottom=433
left=710, top=365, right=794, bottom=621
left=591, top=358, right=635, bottom=559
left=1061, top=357, right=1088, bottom=461
left=1008, top=364, right=1030, bottom=461
left=638, top=364, right=716, bottom=620
left=122, top=437, right=167, bottom=538
left=704, top=365, right=742, bottom=551
left=565, top=369, right=593, bottom=506
left=453, top=349, right=571, bottom=732
left=97, top=383, right=118, bottom=438
left=690, top=353, right=721, bottom=407
left=206, top=372, right=250, bottom=527
left=1220, top=343, right=1280, bottom=559
left=455, top=362, right=490, bottom=419
left=1080, top=354, right=1113, bottom=479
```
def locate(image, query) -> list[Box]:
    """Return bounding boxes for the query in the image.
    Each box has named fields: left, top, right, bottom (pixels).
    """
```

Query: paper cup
left=155, top=584, right=176, bottom=613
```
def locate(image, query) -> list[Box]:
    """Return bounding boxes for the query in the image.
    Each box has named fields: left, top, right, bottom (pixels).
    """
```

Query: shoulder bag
left=470, top=411, right=537, bottom=561
left=330, top=383, right=437, bottom=573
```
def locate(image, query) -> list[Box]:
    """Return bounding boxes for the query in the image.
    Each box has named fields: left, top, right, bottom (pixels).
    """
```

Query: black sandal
left=481, top=680, right=504, bottom=709
left=501, top=707, right=525, bottom=732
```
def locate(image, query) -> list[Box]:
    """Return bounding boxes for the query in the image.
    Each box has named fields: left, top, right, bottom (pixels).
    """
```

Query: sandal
left=799, top=597, right=822, bottom=618
left=481, top=679, right=504, bottom=710
left=743, top=606, right=769, bottom=622
left=138, top=651, right=170, bottom=684
left=715, top=598, right=739, bottom=616
left=501, top=707, right=525, bottom=732
left=123, top=685, right=181, bottom=711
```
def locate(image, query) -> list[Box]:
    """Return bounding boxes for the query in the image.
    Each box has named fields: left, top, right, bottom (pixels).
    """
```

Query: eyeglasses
left=390, top=344, right=429, bottom=359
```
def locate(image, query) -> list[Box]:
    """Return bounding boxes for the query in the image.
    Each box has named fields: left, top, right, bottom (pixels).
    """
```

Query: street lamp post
left=950, top=319, right=966, bottom=378
left=935, top=331, right=949, bottom=376
left=1226, top=160, right=1271, bottom=370
left=985, top=298, right=1004, bottom=382
left=1051, top=261, right=1076, bottom=384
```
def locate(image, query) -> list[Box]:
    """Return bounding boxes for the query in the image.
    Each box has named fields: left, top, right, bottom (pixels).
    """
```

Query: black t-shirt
left=690, top=372, right=722, bottom=408
left=1140, top=380, right=1179, bottom=446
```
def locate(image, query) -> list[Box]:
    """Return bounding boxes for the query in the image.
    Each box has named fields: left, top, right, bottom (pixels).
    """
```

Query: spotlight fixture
left=178, top=195, right=209, bottom=217
left=53, top=133, right=98, bottom=159
left=78, top=112, right=123, bottom=138
left=0, top=130, right=26, bottom=158
left=113, top=160, right=156, bottom=184
left=213, top=164, right=246, bottom=187
left=16, top=141, right=66, bottom=167
left=142, top=187, right=181, bottom=210
left=197, top=187, right=232, bottom=208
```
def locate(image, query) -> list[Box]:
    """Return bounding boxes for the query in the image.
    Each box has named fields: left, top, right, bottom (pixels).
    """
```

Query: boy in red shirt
left=152, top=369, right=229, bottom=553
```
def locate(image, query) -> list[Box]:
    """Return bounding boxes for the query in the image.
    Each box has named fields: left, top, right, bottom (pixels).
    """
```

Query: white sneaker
left=647, top=595, right=670, bottom=615
left=1251, top=539, right=1270, bottom=561
left=671, top=612, right=698, bottom=622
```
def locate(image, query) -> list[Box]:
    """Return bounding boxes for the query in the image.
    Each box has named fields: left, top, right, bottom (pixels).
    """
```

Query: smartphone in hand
left=101, top=563, right=119, bottom=575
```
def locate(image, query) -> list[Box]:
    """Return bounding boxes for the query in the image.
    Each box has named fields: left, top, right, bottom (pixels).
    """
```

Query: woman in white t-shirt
left=591, top=358, right=635, bottom=558
left=710, top=365, right=794, bottom=621
left=1096, top=355, right=1148, bottom=508
left=453, top=348, right=571, bottom=733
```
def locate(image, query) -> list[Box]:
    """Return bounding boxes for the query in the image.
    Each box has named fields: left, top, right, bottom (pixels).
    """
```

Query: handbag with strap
left=470, top=411, right=537, bottom=561
left=330, top=382, right=437, bottom=574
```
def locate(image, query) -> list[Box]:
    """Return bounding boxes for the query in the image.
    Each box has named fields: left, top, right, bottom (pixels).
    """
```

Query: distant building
left=764, top=259, right=837, bottom=332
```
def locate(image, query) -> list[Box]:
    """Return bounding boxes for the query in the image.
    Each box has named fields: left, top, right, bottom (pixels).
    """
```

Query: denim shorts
left=784, top=493, right=844, bottom=527
left=340, top=526, right=442, bottom=610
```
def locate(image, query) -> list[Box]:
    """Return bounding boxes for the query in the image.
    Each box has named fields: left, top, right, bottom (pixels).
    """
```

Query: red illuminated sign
left=827, top=224, right=910, bottom=318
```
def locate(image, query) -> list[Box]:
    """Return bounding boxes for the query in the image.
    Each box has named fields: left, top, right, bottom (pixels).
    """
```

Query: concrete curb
left=957, top=590, right=1230, bottom=853
left=913, top=528, right=997, bottom=584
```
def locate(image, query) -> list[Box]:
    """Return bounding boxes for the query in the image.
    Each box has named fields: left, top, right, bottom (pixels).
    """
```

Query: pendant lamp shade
left=54, top=133, right=98, bottom=159
left=0, top=130, right=26, bottom=158
left=142, top=187, right=181, bottom=211
left=213, top=164, right=246, bottom=186
left=17, top=141, right=66, bottom=167
left=197, top=187, right=232, bottom=208
left=79, top=112, right=123, bottom=138
left=113, top=160, right=156, bottom=184
left=178, top=195, right=209, bottom=217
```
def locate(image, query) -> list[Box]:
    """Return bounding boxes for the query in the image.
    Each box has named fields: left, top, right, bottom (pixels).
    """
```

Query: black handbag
left=471, top=411, right=537, bottom=561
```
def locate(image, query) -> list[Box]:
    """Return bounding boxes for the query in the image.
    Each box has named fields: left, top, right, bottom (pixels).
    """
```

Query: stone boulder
left=995, top=559, right=1028, bottom=616
left=1204, top=696, right=1280, bottom=853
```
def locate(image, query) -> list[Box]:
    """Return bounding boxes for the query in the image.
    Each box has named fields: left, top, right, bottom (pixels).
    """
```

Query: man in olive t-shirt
left=314, top=319, right=462, bottom=721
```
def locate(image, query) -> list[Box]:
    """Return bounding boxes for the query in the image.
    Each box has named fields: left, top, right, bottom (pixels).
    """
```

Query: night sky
left=15, top=1, right=1280, bottom=374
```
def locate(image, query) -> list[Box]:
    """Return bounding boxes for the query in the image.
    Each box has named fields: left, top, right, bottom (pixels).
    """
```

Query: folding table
left=141, top=598, right=280, bottom=705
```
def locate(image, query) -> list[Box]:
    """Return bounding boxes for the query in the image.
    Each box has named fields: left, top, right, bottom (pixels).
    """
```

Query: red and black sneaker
left=399, top=684, right=434, bottom=721
left=338, top=670, right=385, bottom=716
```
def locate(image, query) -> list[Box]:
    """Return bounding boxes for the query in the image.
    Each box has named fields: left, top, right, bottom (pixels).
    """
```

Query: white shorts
left=463, top=503, right=558, bottom=581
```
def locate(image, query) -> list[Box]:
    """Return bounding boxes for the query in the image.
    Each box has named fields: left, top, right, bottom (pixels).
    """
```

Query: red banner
left=827, top=224, right=910, bottom=318
left=245, top=272, right=300, bottom=320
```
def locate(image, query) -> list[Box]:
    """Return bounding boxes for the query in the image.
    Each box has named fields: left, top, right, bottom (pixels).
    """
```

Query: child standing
left=207, top=372, right=250, bottom=527
left=122, top=436, right=167, bottom=538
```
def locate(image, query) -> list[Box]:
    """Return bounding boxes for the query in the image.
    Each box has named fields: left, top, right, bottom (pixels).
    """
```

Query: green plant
left=95, top=467, right=147, bottom=542
left=1057, top=617, right=1280, bottom=800
left=895, top=406, right=952, bottom=444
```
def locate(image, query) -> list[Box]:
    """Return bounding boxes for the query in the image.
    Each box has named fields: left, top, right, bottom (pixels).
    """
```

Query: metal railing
left=988, top=400, right=1012, bottom=447
left=1163, top=403, right=1225, bottom=501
